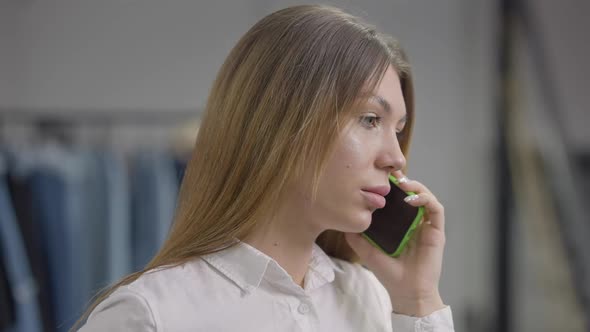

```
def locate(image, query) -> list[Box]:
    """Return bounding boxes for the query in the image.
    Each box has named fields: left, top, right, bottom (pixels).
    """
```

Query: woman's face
left=293, top=66, right=408, bottom=234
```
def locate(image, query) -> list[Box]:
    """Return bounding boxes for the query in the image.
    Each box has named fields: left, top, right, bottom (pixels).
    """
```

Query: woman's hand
left=345, top=170, right=447, bottom=317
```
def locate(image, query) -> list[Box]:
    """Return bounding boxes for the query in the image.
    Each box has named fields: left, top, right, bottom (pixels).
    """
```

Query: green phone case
left=361, top=174, right=425, bottom=257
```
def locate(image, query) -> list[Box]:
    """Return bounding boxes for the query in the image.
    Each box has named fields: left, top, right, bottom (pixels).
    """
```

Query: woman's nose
left=388, top=153, right=406, bottom=172
left=377, top=139, right=406, bottom=172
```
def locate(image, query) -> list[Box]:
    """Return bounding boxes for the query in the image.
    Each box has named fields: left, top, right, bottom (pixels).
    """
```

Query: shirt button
left=298, top=303, right=310, bottom=315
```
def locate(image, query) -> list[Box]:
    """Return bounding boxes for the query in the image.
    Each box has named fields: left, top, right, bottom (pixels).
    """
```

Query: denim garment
left=6, top=168, right=56, bottom=332
left=131, top=151, right=178, bottom=270
left=99, top=151, right=132, bottom=283
left=12, top=144, right=90, bottom=332
left=0, top=155, right=42, bottom=332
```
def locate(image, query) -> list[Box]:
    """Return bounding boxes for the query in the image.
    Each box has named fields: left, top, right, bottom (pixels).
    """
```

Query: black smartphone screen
left=363, top=178, right=421, bottom=254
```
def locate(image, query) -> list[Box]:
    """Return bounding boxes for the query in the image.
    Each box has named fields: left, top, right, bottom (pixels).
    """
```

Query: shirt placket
left=290, top=295, right=320, bottom=332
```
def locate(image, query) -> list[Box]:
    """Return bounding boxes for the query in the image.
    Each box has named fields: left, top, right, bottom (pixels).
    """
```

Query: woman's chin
left=339, top=210, right=373, bottom=233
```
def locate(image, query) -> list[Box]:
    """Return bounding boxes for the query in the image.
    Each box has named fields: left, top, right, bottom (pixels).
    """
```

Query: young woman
left=76, top=5, right=454, bottom=331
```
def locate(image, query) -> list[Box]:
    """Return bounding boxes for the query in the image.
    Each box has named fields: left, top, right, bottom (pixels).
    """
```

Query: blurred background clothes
left=0, top=143, right=186, bottom=332
left=0, top=155, right=42, bottom=332
left=131, top=151, right=179, bottom=271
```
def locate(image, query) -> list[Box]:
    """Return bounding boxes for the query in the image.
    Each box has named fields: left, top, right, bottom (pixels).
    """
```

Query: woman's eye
left=360, top=115, right=381, bottom=128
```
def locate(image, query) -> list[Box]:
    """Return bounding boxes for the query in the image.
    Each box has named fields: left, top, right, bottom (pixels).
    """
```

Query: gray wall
left=529, top=0, right=590, bottom=151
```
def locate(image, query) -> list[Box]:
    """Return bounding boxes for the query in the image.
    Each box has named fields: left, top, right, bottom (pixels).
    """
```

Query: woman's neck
left=242, top=213, right=322, bottom=288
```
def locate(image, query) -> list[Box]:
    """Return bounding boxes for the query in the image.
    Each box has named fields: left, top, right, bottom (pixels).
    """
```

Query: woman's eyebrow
left=369, top=95, right=407, bottom=124
left=369, top=95, right=392, bottom=113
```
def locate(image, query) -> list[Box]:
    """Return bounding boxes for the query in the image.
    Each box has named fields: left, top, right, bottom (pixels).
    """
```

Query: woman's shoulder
left=80, top=286, right=157, bottom=332
left=125, top=259, right=206, bottom=293
left=83, top=258, right=229, bottom=331
left=123, top=257, right=237, bottom=304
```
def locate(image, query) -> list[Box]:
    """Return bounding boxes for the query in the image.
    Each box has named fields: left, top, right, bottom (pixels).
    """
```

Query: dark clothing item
left=7, top=174, right=56, bottom=332
left=0, top=172, right=42, bottom=332
left=0, top=243, right=16, bottom=330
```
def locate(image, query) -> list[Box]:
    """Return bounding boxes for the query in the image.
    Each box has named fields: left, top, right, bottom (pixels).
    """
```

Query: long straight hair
left=74, top=4, right=415, bottom=329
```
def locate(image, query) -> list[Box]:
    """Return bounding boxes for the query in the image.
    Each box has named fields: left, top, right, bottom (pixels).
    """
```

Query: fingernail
left=398, top=176, right=410, bottom=184
left=404, top=194, right=419, bottom=202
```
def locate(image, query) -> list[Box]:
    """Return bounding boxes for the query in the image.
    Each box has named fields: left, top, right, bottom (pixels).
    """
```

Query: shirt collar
left=201, top=240, right=344, bottom=294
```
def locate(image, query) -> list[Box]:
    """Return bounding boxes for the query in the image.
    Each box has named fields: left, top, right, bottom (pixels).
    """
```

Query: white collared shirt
left=79, top=241, right=454, bottom=331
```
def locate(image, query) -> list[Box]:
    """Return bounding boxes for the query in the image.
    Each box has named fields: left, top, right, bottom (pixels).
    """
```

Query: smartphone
left=362, top=174, right=424, bottom=257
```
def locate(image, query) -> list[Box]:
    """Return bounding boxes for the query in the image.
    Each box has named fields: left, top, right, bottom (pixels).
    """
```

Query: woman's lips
left=361, top=190, right=387, bottom=209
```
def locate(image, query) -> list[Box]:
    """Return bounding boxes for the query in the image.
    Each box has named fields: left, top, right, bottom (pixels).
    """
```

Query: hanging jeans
left=17, top=145, right=98, bottom=332
left=131, top=150, right=179, bottom=270
left=98, top=151, right=132, bottom=283
left=0, top=155, right=42, bottom=332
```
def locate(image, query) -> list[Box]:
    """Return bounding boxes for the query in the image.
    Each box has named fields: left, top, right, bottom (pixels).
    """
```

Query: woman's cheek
left=340, top=135, right=368, bottom=170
